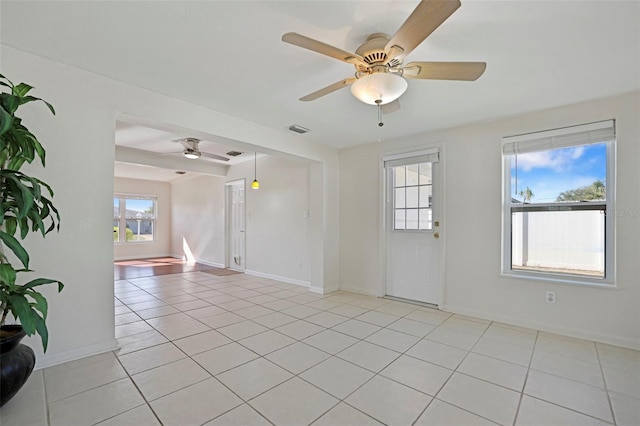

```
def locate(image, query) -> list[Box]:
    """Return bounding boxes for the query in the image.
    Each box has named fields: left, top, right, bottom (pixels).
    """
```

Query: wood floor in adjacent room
left=114, top=257, right=241, bottom=280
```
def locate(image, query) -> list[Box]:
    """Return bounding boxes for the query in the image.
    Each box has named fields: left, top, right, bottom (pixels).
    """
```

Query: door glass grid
left=394, top=163, right=433, bottom=230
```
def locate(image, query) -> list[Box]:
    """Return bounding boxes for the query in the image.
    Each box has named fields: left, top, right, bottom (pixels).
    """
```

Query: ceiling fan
left=282, top=0, right=486, bottom=110
left=165, top=138, right=230, bottom=161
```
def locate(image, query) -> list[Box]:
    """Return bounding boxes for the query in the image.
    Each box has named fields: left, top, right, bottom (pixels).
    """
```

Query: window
left=384, top=149, right=438, bottom=231
left=502, top=120, right=615, bottom=284
left=113, top=195, right=156, bottom=243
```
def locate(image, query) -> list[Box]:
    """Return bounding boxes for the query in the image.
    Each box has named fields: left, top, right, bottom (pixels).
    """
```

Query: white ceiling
left=2, top=1, right=639, bottom=152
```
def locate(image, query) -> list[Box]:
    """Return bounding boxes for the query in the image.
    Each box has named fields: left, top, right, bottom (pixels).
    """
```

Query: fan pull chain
left=376, top=99, right=383, bottom=127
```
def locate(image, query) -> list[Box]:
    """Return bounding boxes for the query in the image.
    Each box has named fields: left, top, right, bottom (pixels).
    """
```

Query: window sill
left=114, top=241, right=157, bottom=245
left=501, top=271, right=617, bottom=289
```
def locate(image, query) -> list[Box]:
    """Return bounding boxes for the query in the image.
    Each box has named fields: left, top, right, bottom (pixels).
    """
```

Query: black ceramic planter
left=0, top=325, right=36, bottom=407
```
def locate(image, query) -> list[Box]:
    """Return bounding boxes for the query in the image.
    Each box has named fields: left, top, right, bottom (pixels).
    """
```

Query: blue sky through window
left=510, top=142, right=607, bottom=203
left=125, top=199, right=153, bottom=212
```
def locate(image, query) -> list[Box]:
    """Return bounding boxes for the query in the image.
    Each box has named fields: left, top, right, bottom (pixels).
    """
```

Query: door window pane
left=406, top=187, right=419, bottom=208
left=394, top=209, right=406, bottom=229
left=419, top=186, right=432, bottom=208
left=391, top=162, right=434, bottom=231
left=406, top=164, right=419, bottom=186
left=395, top=167, right=406, bottom=187
left=419, top=208, right=432, bottom=230
left=406, top=209, right=419, bottom=230
left=419, top=163, right=432, bottom=185
left=395, top=188, right=406, bottom=208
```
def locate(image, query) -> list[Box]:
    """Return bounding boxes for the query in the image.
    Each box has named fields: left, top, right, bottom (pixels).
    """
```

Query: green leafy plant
left=0, top=74, right=63, bottom=352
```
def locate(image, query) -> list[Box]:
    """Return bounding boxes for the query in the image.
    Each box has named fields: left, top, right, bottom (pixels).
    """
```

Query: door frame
left=225, top=179, right=246, bottom=272
left=378, top=145, right=447, bottom=307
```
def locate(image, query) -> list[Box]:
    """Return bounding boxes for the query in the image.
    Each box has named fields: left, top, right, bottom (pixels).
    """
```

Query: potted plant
left=0, top=74, right=63, bottom=406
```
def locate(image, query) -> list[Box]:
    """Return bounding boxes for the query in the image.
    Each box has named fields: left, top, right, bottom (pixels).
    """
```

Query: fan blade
left=200, top=152, right=230, bottom=162
left=300, top=77, right=357, bottom=101
left=161, top=151, right=184, bottom=156
left=381, top=99, right=401, bottom=115
left=404, top=61, right=486, bottom=80
left=385, top=0, right=461, bottom=62
left=282, top=32, right=366, bottom=67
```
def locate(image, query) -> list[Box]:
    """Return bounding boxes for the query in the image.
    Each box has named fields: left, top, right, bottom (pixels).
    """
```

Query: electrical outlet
left=546, top=291, right=556, bottom=303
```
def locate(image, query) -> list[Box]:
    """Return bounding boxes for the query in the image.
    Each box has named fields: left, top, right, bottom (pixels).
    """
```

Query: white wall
left=170, top=174, right=226, bottom=266
left=113, top=177, right=172, bottom=260
left=3, top=46, right=340, bottom=368
left=226, top=156, right=312, bottom=286
left=339, top=92, right=640, bottom=349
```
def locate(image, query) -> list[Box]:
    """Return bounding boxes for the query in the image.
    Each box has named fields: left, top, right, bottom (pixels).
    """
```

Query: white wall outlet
left=546, top=291, right=556, bottom=303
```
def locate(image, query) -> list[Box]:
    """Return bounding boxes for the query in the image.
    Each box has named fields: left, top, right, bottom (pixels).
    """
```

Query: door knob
left=433, top=232, right=440, bottom=239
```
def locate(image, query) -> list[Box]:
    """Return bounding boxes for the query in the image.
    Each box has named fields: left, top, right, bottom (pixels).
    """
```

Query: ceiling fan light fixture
left=184, top=149, right=200, bottom=160
left=350, top=73, right=408, bottom=105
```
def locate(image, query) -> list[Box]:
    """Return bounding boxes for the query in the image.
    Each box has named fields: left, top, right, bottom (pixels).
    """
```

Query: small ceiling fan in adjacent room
left=164, top=138, right=230, bottom=161
left=281, top=0, right=486, bottom=122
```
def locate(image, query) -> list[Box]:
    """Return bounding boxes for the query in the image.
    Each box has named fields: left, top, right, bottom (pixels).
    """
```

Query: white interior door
left=385, top=150, right=442, bottom=305
left=227, top=180, right=245, bottom=272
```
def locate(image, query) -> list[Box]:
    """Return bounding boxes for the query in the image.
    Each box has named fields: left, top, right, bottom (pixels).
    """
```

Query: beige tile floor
left=2, top=271, right=639, bottom=425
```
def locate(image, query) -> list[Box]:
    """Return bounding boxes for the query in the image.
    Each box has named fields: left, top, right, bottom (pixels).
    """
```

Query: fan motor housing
left=355, top=33, right=402, bottom=70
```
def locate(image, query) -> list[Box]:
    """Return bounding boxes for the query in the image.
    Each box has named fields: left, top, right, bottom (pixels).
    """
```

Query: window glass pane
left=510, top=142, right=607, bottom=204
left=126, top=219, right=154, bottom=242
left=113, top=198, right=120, bottom=218
left=113, top=219, right=119, bottom=242
left=419, top=186, right=432, bottom=208
left=419, top=208, right=432, bottom=230
left=511, top=210, right=604, bottom=278
left=395, top=188, right=406, bottom=209
left=406, top=187, right=419, bottom=208
left=406, top=164, right=419, bottom=186
left=419, top=163, right=432, bottom=185
left=406, top=209, right=419, bottom=229
left=395, top=166, right=406, bottom=187
left=394, top=209, right=406, bottom=230
left=125, top=199, right=155, bottom=219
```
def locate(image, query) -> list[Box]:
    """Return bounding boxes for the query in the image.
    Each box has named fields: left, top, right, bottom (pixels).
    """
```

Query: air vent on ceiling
left=226, top=151, right=243, bottom=156
left=289, top=124, right=310, bottom=134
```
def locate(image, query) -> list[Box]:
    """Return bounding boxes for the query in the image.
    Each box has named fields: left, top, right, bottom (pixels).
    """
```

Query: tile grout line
left=511, top=329, right=540, bottom=426
left=594, top=342, right=618, bottom=426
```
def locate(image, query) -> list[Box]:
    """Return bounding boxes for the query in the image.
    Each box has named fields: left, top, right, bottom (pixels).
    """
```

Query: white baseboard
left=114, top=253, right=174, bottom=261
left=244, top=270, right=310, bottom=288
left=310, top=285, right=339, bottom=295
left=339, top=285, right=382, bottom=297
left=34, top=339, right=119, bottom=370
left=196, top=259, right=225, bottom=268
left=441, top=303, right=640, bottom=351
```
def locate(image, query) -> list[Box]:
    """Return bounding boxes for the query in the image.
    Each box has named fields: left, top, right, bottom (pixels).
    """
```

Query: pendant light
left=252, top=152, right=260, bottom=189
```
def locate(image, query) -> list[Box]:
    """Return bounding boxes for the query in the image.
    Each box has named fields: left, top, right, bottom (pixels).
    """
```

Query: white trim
left=441, top=303, right=639, bottom=351
left=34, top=339, right=119, bottom=370
left=196, top=259, right=226, bottom=269
left=114, top=253, right=174, bottom=261
left=339, top=284, right=381, bottom=297
left=244, top=269, right=310, bottom=288
left=310, top=285, right=339, bottom=295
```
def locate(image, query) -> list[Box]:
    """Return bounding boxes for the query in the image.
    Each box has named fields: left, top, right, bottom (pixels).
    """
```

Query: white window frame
left=501, top=120, right=616, bottom=287
left=114, top=194, right=157, bottom=244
